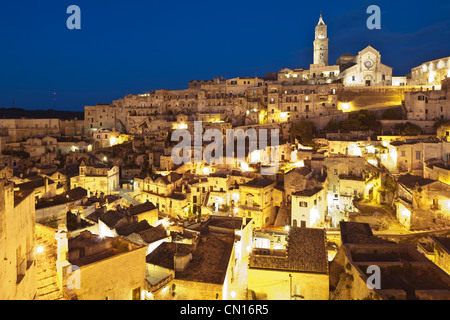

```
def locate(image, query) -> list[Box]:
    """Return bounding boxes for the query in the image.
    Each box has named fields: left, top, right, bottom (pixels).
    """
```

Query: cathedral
left=279, top=13, right=393, bottom=87
left=314, top=13, right=392, bottom=86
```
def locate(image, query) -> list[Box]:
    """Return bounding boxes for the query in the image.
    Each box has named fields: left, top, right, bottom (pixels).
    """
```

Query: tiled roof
left=249, top=227, right=328, bottom=274
left=16, top=177, right=55, bottom=190
left=397, top=174, right=436, bottom=189
left=116, top=220, right=152, bottom=237
left=128, top=200, right=157, bottom=216
left=242, top=178, right=275, bottom=188
left=292, top=187, right=323, bottom=197
left=98, top=210, right=127, bottom=229
left=139, top=224, right=168, bottom=243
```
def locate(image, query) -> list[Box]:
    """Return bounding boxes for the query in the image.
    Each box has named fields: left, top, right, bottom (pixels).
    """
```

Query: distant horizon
left=1, top=0, right=449, bottom=111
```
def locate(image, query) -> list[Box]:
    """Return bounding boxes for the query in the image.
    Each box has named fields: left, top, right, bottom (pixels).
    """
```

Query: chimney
left=174, top=253, right=192, bottom=273
left=55, top=223, right=69, bottom=263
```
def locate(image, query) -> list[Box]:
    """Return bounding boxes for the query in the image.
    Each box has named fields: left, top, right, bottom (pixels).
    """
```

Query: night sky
left=0, top=0, right=449, bottom=111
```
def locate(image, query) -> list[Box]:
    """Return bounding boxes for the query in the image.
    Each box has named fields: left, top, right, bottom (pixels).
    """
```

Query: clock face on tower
left=364, top=59, right=373, bottom=68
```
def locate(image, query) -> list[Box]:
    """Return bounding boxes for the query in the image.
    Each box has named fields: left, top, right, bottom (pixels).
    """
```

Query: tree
left=325, top=118, right=340, bottom=132
left=382, top=108, right=400, bottom=120
left=340, top=118, right=361, bottom=131
left=394, top=122, right=422, bottom=136
left=291, top=119, right=316, bottom=146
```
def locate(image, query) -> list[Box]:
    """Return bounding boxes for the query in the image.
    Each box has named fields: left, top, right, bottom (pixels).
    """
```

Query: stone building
left=291, top=187, right=326, bottom=228
left=409, top=56, right=450, bottom=86
left=145, top=216, right=252, bottom=300
left=338, top=46, right=392, bottom=87
left=0, top=179, right=37, bottom=299
left=55, top=227, right=147, bottom=300
left=237, top=178, right=277, bottom=230
left=324, top=156, right=366, bottom=225
left=247, top=227, right=329, bottom=300
left=395, top=174, right=450, bottom=230
left=405, top=78, right=450, bottom=121
left=70, top=161, right=120, bottom=196
left=331, top=223, right=450, bottom=300
left=417, top=236, right=450, bottom=275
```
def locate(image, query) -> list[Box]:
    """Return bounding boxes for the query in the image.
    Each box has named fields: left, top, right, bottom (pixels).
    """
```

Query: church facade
left=338, top=46, right=393, bottom=87
left=278, top=14, right=393, bottom=87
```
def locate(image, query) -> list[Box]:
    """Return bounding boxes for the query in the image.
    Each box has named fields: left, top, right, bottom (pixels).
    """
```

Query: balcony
left=239, top=203, right=262, bottom=211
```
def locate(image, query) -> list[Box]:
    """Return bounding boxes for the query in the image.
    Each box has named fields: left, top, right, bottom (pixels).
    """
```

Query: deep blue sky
left=1, top=0, right=449, bottom=111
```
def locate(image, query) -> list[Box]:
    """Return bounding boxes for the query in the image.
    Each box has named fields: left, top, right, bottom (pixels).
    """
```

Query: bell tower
left=313, top=12, right=329, bottom=65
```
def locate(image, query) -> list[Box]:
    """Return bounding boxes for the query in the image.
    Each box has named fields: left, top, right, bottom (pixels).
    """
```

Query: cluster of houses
left=1, top=48, right=450, bottom=300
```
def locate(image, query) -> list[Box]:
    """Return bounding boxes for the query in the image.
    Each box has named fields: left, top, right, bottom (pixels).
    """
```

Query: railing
left=147, top=274, right=174, bottom=293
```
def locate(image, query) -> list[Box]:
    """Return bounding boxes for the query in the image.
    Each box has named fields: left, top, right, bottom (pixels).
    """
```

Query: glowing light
left=109, top=137, right=118, bottom=146
left=294, top=160, right=304, bottom=168
left=280, top=112, right=288, bottom=121
left=234, top=207, right=239, bottom=214
left=400, top=205, right=411, bottom=219
left=389, top=146, right=398, bottom=165
left=285, top=225, right=290, bottom=232
left=216, top=196, right=224, bottom=204
left=310, top=206, right=320, bottom=227
left=103, top=156, right=107, bottom=162
left=230, top=291, right=237, bottom=299
left=291, top=151, right=298, bottom=162
left=341, top=103, right=350, bottom=111
left=202, top=167, right=210, bottom=175
left=348, top=143, right=362, bottom=156
left=428, top=71, right=436, bottom=84
left=365, top=182, right=374, bottom=194
left=447, top=68, right=450, bottom=78
left=240, top=162, right=252, bottom=172
left=365, top=146, right=376, bottom=154
left=87, top=144, right=92, bottom=152
left=36, top=246, right=44, bottom=254
left=173, top=122, right=188, bottom=130
left=367, top=159, right=378, bottom=166
left=161, top=286, right=168, bottom=294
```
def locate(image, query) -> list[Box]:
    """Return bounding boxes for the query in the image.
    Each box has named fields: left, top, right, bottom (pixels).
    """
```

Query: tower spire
left=318, top=11, right=325, bottom=25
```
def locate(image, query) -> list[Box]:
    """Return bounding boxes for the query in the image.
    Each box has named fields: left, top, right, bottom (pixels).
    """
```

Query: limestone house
left=238, top=178, right=277, bottom=230
left=247, top=227, right=329, bottom=300
left=116, top=221, right=170, bottom=255
left=291, top=187, right=326, bottom=228
left=55, top=227, right=147, bottom=300
left=127, top=200, right=158, bottom=226
left=0, top=179, right=37, bottom=299
left=145, top=216, right=252, bottom=300
left=70, top=161, right=119, bottom=196
left=332, top=241, right=450, bottom=299
left=14, top=176, right=57, bottom=200
left=34, top=187, right=88, bottom=225
left=417, top=236, right=450, bottom=275
left=331, top=222, right=450, bottom=300
left=395, top=174, right=450, bottom=230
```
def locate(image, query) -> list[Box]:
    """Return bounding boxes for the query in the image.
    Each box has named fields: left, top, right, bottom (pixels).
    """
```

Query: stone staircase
left=35, top=225, right=64, bottom=300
